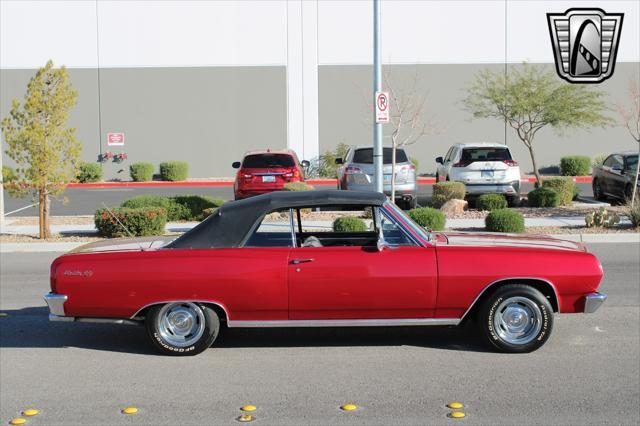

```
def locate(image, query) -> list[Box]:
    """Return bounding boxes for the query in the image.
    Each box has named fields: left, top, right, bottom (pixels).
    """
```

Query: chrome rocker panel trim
left=584, top=292, right=607, bottom=314
left=227, top=318, right=460, bottom=328
left=49, top=313, right=141, bottom=326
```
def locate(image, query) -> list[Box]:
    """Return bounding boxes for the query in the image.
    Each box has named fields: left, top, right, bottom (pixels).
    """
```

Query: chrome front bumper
left=44, top=292, right=68, bottom=317
left=584, top=292, right=607, bottom=313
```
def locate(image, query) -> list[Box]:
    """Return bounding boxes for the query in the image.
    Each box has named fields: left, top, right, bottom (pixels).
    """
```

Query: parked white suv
left=435, top=143, right=521, bottom=205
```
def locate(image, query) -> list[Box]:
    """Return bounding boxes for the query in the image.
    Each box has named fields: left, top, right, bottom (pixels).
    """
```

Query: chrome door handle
left=290, top=258, right=314, bottom=265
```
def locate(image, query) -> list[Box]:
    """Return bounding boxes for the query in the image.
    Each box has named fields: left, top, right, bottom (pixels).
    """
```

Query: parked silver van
left=336, top=146, right=417, bottom=209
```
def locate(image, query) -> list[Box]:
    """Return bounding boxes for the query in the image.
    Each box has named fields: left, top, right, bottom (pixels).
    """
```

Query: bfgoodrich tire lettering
left=146, top=302, right=220, bottom=356
left=479, top=284, right=554, bottom=353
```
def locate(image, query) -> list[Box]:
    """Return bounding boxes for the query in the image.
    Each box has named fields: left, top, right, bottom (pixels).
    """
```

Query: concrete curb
left=2, top=232, right=637, bottom=252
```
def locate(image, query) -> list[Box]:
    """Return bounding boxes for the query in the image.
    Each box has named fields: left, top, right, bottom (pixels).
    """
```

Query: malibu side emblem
left=547, top=8, right=623, bottom=84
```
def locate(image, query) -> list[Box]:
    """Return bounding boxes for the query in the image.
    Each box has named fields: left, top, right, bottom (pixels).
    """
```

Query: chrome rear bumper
left=584, top=292, right=607, bottom=313
left=44, top=292, right=67, bottom=316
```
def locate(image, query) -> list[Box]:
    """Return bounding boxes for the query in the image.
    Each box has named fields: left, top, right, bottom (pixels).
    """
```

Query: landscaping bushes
left=431, top=182, right=466, bottom=208
left=485, top=209, right=525, bottom=233
left=542, top=177, right=575, bottom=206
left=129, top=162, right=154, bottom=182
left=560, top=156, right=591, bottom=176
left=283, top=182, right=315, bottom=191
left=121, top=195, right=224, bottom=221
left=333, top=216, right=368, bottom=232
left=408, top=207, right=446, bottom=231
left=94, top=207, right=167, bottom=237
left=76, top=161, right=102, bottom=183
left=625, top=202, right=640, bottom=228
left=476, top=194, right=507, bottom=211
left=527, top=187, right=560, bottom=207
left=159, top=161, right=189, bottom=181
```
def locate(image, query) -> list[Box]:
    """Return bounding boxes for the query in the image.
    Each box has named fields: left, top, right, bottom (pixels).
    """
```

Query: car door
left=287, top=208, right=438, bottom=320
left=605, top=155, right=625, bottom=197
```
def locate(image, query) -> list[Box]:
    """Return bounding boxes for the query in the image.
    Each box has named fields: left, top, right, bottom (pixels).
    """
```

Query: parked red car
left=45, top=190, right=605, bottom=356
left=232, top=149, right=309, bottom=200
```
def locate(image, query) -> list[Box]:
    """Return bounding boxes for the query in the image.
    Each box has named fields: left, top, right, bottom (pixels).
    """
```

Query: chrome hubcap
left=493, top=297, right=542, bottom=345
left=157, top=302, right=205, bottom=347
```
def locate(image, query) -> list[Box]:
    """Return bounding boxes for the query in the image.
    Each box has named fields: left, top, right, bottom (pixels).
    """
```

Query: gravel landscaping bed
left=444, top=203, right=627, bottom=220
left=448, top=226, right=639, bottom=234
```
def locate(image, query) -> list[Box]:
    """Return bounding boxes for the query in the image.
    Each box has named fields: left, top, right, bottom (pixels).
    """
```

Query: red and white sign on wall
left=375, top=91, right=389, bottom=124
left=107, top=132, right=125, bottom=146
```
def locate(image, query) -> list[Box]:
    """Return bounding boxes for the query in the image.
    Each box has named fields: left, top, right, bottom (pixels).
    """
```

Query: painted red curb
left=66, top=176, right=592, bottom=188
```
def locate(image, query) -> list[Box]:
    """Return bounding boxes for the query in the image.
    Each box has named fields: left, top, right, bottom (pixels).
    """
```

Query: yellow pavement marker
left=240, top=405, right=257, bottom=412
left=121, top=407, right=138, bottom=414
left=9, top=418, right=27, bottom=425
left=237, top=414, right=254, bottom=422
left=340, top=403, right=358, bottom=411
left=21, top=410, right=39, bottom=417
left=448, top=411, right=466, bottom=419
left=447, top=402, right=464, bottom=409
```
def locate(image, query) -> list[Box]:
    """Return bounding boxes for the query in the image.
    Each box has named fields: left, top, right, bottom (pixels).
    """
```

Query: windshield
left=242, top=154, right=295, bottom=168
left=352, top=148, right=409, bottom=164
left=384, top=202, right=431, bottom=242
left=461, top=147, right=512, bottom=162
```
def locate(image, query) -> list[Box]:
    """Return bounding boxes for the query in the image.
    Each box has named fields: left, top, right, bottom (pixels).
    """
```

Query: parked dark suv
left=592, top=151, right=639, bottom=202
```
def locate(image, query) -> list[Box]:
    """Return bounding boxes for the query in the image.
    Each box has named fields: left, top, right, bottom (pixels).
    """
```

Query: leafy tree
left=616, top=78, right=640, bottom=206
left=464, top=63, right=611, bottom=184
left=1, top=60, right=81, bottom=239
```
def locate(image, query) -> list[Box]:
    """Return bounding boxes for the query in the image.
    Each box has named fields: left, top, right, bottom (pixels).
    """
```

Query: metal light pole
left=373, top=0, right=383, bottom=193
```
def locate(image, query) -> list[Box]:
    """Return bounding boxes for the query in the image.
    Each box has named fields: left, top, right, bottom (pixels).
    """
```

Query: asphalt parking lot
left=3, top=182, right=594, bottom=216
left=0, top=243, right=638, bottom=425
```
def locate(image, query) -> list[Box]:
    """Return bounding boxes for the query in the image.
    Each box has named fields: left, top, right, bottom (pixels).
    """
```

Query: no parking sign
left=375, top=91, right=389, bottom=124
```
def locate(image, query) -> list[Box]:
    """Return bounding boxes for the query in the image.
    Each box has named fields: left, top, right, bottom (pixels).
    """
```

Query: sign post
left=372, top=0, right=383, bottom=193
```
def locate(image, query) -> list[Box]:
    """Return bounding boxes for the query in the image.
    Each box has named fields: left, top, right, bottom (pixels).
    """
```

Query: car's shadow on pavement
left=0, top=306, right=492, bottom=354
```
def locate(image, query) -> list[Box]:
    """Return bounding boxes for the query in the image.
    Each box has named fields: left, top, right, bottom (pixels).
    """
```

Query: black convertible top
left=167, top=190, right=387, bottom=249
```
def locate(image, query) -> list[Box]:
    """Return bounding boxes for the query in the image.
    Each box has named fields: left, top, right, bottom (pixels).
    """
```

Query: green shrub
left=560, top=156, right=591, bottom=176
left=542, top=177, right=575, bottom=206
left=572, top=185, right=581, bottom=201
left=159, top=161, right=189, bottom=181
left=585, top=207, right=620, bottom=228
left=408, top=207, right=446, bottom=231
left=625, top=202, right=640, bottom=228
left=2, top=165, right=16, bottom=183
left=129, top=162, right=154, bottom=182
left=283, top=182, right=315, bottom=191
left=172, top=195, right=224, bottom=221
left=333, top=216, right=368, bottom=232
left=76, top=161, right=102, bottom=183
left=121, top=195, right=188, bottom=221
left=476, top=194, right=508, bottom=211
left=94, top=207, right=167, bottom=237
left=527, top=187, right=560, bottom=207
left=485, top=209, right=525, bottom=233
left=121, top=195, right=224, bottom=221
left=431, top=181, right=466, bottom=208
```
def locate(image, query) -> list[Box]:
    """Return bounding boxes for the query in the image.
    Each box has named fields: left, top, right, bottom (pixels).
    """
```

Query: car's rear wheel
left=478, top=285, right=553, bottom=353
left=593, top=179, right=605, bottom=201
left=146, top=302, right=220, bottom=356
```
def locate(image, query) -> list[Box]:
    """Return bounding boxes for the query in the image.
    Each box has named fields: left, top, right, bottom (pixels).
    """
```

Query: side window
left=603, top=155, right=615, bottom=167
left=294, top=205, right=377, bottom=248
left=244, top=209, right=294, bottom=247
left=612, top=155, right=624, bottom=169
left=380, top=211, right=416, bottom=247
left=443, top=148, right=453, bottom=162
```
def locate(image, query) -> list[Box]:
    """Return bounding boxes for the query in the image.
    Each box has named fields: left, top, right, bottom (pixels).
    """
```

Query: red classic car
left=45, top=190, right=606, bottom=356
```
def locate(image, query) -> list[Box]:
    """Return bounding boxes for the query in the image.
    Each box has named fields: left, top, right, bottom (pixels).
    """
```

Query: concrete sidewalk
left=1, top=217, right=638, bottom=252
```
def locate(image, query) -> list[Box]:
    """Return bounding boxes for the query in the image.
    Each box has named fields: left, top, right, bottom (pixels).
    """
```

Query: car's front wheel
left=478, top=285, right=553, bottom=353
left=593, top=178, right=605, bottom=201
left=146, top=302, right=220, bottom=356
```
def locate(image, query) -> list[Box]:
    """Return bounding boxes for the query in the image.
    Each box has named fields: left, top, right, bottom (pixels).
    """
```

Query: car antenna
left=101, top=203, right=146, bottom=251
